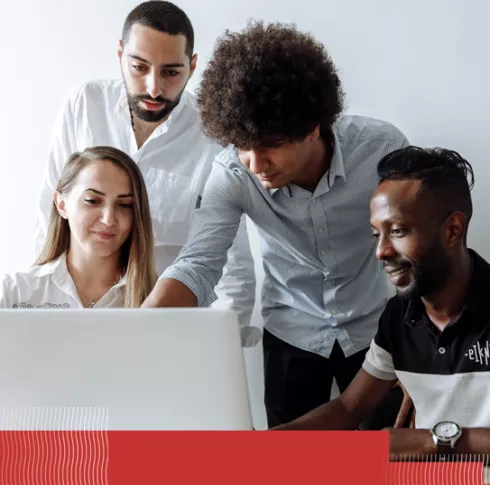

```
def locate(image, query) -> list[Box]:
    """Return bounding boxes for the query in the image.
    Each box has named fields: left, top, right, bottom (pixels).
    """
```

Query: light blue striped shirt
left=162, top=115, right=410, bottom=358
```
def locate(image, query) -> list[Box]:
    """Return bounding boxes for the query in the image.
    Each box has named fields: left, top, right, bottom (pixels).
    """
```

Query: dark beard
left=397, top=239, right=452, bottom=300
left=127, top=91, right=183, bottom=123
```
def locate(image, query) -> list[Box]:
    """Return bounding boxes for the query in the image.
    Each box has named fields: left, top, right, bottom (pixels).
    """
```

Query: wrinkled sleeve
left=211, top=216, right=256, bottom=324
left=0, top=275, right=11, bottom=308
left=390, top=125, right=410, bottom=151
left=34, top=90, right=79, bottom=257
left=211, top=214, right=260, bottom=346
left=161, top=156, right=247, bottom=310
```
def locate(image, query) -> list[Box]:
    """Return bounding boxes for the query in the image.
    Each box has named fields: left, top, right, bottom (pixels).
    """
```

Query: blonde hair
left=35, top=146, right=156, bottom=307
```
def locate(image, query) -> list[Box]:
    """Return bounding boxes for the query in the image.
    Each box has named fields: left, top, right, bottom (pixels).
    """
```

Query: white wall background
left=0, top=0, right=489, bottom=429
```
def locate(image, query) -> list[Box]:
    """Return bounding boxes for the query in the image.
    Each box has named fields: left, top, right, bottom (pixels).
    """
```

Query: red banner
left=0, top=431, right=484, bottom=484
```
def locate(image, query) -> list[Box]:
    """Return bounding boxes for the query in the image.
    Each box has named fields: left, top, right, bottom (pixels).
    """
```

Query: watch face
left=434, top=421, right=459, bottom=439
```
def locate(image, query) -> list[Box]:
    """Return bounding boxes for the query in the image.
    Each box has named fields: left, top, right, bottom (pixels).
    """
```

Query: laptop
left=0, top=309, right=252, bottom=430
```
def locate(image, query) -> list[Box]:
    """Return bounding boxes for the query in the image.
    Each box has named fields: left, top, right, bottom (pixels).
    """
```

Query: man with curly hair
left=143, top=22, right=410, bottom=427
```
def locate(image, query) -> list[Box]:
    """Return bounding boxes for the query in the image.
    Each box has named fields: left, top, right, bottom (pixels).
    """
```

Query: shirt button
left=331, top=310, right=338, bottom=315
left=438, top=347, right=446, bottom=355
left=318, top=228, right=325, bottom=233
left=321, top=250, right=326, bottom=255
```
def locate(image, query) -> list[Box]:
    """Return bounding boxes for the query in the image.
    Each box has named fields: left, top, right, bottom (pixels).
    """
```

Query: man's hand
left=393, top=381, right=415, bottom=428
left=141, top=278, right=197, bottom=308
left=388, top=428, right=436, bottom=460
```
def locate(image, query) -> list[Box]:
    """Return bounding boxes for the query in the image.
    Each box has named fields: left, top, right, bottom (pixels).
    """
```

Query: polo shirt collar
left=403, top=249, right=489, bottom=328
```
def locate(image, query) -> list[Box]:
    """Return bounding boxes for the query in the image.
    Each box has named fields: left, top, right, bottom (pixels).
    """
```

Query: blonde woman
left=1, top=146, right=156, bottom=308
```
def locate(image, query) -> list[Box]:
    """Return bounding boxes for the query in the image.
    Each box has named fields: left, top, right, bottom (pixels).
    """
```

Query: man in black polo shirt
left=276, top=145, right=490, bottom=459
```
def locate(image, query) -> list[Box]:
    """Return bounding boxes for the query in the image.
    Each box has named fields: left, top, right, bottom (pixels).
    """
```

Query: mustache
left=134, top=94, right=171, bottom=104
left=383, top=260, right=412, bottom=269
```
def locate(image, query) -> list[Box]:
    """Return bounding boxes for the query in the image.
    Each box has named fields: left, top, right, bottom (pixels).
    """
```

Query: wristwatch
left=431, top=421, right=462, bottom=455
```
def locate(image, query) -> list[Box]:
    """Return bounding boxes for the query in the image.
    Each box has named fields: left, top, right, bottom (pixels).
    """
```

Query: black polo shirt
left=363, top=249, right=490, bottom=429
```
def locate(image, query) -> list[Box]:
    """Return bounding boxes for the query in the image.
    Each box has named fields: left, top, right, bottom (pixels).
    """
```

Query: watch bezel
left=431, top=421, right=462, bottom=447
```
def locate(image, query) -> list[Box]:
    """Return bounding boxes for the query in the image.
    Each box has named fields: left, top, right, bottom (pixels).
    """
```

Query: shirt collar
left=33, top=253, right=68, bottom=279
left=328, top=124, right=346, bottom=181
left=269, top=185, right=292, bottom=197
left=459, top=249, right=488, bottom=315
left=403, top=249, right=489, bottom=328
left=403, top=297, right=426, bottom=328
left=35, top=253, right=127, bottom=293
left=114, top=274, right=127, bottom=288
left=268, top=125, right=346, bottom=198
left=34, top=253, right=77, bottom=297
left=314, top=128, right=346, bottom=196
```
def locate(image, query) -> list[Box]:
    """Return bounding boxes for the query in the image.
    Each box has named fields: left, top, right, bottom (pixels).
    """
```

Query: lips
left=141, top=100, right=164, bottom=111
left=384, top=261, right=411, bottom=273
left=384, top=264, right=411, bottom=285
left=93, top=231, right=115, bottom=241
left=259, top=173, right=278, bottom=182
left=387, top=267, right=409, bottom=277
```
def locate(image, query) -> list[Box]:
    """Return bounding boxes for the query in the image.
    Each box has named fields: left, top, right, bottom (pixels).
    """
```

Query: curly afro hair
left=197, top=21, right=344, bottom=149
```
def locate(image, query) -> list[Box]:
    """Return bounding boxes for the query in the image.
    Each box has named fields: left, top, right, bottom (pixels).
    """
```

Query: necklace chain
left=75, top=284, right=97, bottom=308
left=129, top=106, right=135, bottom=133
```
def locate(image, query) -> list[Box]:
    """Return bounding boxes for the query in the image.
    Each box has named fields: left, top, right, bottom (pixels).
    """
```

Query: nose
left=375, top=234, right=397, bottom=261
left=247, top=151, right=269, bottom=175
left=146, top=70, right=163, bottom=99
left=100, top=205, right=116, bottom=227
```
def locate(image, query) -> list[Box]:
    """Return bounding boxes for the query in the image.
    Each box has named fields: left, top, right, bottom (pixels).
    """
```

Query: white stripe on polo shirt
left=363, top=249, right=490, bottom=430
left=363, top=341, right=490, bottom=428
left=363, top=340, right=397, bottom=381
left=396, top=370, right=490, bottom=429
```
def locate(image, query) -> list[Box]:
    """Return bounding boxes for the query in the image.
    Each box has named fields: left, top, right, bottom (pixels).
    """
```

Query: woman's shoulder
left=4, top=258, right=61, bottom=286
left=0, top=257, right=70, bottom=309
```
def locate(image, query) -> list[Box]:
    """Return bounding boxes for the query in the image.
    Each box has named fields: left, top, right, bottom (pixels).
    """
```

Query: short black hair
left=377, top=146, right=474, bottom=224
left=122, top=1, right=194, bottom=59
left=197, top=21, right=344, bottom=149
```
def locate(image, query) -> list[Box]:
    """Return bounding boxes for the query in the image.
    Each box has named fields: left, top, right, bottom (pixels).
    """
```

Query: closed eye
left=119, top=203, right=133, bottom=209
left=391, top=228, right=407, bottom=237
left=132, top=64, right=148, bottom=72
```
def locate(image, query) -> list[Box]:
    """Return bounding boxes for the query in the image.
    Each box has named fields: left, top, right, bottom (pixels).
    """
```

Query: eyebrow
left=370, top=215, right=408, bottom=228
left=128, top=54, right=185, bottom=68
left=84, top=189, right=133, bottom=198
left=387, top=216, right=407, bottom=222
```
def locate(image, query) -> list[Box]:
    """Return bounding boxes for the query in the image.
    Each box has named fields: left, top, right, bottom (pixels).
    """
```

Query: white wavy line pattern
left=0, top=406, right=109, bottom=484
left=386, top=453, right=487, bottom=484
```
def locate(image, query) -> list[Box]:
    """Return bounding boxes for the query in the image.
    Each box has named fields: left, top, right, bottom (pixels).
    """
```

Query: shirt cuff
left=362, top=360, right=397, bottom=381
left=160, top=266, right=217, bottom=308
left=240, top=326, right=262, bottom=348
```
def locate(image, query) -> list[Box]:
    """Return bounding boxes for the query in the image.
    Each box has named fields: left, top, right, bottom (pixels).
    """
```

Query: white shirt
left=0, top=254, right=125, bottom=308
left=35, top=79, right=257, bottom=337
left=0, top=253, right=258, bottom=348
